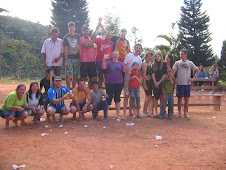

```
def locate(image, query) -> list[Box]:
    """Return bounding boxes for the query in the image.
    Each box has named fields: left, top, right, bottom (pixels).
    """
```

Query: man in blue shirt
left=47, top=76, right=73, bottom=122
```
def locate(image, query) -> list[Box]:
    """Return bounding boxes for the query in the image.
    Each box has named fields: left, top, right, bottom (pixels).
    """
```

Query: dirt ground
left=0, top=83, right=225, bottom=170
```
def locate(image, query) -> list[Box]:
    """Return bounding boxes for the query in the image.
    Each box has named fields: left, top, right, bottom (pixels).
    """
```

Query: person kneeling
left=70, top=78, right=93, bottom=121
left=47, top=76, right=73, bottom=122
left=91, top=81, right=109, bottom=119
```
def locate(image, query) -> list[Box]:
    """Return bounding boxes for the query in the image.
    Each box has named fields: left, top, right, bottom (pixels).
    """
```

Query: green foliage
left=128, top=26, right=143, bottom=48
left=178, top=0, right=214, bottom=66
left=51, top=0, right=90, bottom=38
left=103, top=13, right=120, bottom=35
left=218, top=41, right=226, bottom=81
left=0, top=15, right=49, bottom=79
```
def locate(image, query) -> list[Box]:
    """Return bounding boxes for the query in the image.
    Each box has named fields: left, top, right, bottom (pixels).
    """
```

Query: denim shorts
left=176, top=85, right=191, bottom=97
left=48, top=104, right=66, bottom=113
left=0, top=109, right=27, bottom=118
left=27, top=108, right=44, bottom=116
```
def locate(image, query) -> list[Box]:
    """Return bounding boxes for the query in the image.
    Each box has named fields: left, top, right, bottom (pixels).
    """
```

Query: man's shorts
left=124, top=74, right=130, bottom=96
left=80, top=62, right=97, bottom=78
left=65, top=59, right=80, bottom=77
left=49, top=66, right=61, bottom=76
left=70, top=103, right=93, bottom=111
left=176, top=85, right=191, bottom=98
left=96, top=61, right=104, bottom=75
left=49, top=104, right=66, bottom=113
left=0, top=110, right=27, bottom=118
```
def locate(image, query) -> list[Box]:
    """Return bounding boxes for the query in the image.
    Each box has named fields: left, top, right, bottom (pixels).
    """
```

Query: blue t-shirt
left=48, top=86, right=70, bottom=108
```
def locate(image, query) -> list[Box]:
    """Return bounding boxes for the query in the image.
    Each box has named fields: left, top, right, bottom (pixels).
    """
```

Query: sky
left=1, top=0, right=226, bottom=57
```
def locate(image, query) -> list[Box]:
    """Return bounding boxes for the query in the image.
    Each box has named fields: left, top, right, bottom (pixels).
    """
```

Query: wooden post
left=213, top=95, right=221, bottom=111
left=212, top=80, right=214, bottom=94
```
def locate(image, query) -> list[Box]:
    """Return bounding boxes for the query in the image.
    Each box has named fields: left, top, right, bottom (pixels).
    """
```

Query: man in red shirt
left=95, top=24, right=114, bottom=88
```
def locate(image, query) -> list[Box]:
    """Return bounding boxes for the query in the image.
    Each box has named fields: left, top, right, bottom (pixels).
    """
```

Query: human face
left=134, top=45, right=142, bottom=55
left=120, top=31, right=127, bottom=39
left=134, top=64, right=140, bottom=71
left=68, top=26, right=76, bottom=35
left=51, top=32, right=58, bottom=41
left=155, top=53, right=162, bottom=62
left=17, top=86, right=26, bottom=96
left=199, top=65, right=203, bottom=71
left=92, top=84, right=98, bottom=92
left=105, top=32, right=111, bottom=41
left=78, top=81, right=85, bottom=90
left=48, top=70, right=54, bottom=76
left=83, top=29, right=90, bottom=39
left=54, top=80, right=62, bottom=88
left=180, top=51, right=187, bottom=61
left=211, top=65, right=216, bottom=71
left=112, top=51, right=119, bottom=61
left=145, top=54, right=152, bottom=62
left=165, top=55, right=171, bottom=64
left=31, top=84, right=39, bottom=94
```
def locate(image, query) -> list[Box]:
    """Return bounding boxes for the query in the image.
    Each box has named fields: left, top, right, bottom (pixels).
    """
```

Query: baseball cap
left=121, top=28, right=127, bottom=32
left=54, top=76, right=62, bottom=81
left=46, top=67, right=54, bottom=74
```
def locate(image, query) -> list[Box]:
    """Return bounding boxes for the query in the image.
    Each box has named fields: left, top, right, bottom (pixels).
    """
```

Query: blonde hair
left=153, top=52, right=163, bottom=71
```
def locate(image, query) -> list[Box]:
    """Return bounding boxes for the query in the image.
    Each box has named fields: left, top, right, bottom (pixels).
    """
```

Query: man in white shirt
left=173, top=49, right=200, bottom=118
left=41, top=27, right=64, bottom=76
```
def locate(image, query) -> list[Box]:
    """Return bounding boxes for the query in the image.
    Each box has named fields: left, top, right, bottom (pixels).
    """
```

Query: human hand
left=155, top=83, right=159, bottom=88
left=38, top=109, right=43, bottom=115
left=23, top=103, right=28, bottom=109
left=17, top=107, right=24, bottom=112
left=103, top=53, right=110, bottom=61
left=65, top=62, right=69, bottom=69
left=143, top=85, right=148, bottom=90
left=53, top=57, right=61, bottom=63
left=93, top=103, right=97, bottom=108
left=32, top=108, right=36, bottom=114
left=126, top=58, right=132, bottom=64
left=43, top=63, right=47, bottom=69
left=146, top=75, right=151, bottom=81
left=82, top=105, right=87, bottom=113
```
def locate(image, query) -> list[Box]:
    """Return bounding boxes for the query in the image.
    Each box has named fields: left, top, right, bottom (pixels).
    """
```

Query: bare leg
left=60, top=106, right=70, bottom=122
left=132, top=108, right=136, bottom=118
left=98, top=74, right=104, bottom=88
left=47, top=106, right=57, bottom=122
left=154, top=99, right=159, bottom=117
left=184, top=97, right=189, bottom=118
left=70, top=106, right=77, bottom=120
left=115, top=102, right=120, bottom=119
left=178, top=97, right=182, bottom=117
left=72, top=77, right=77, bottom=90
left=5, top=115, right=14, bottom=129
left=123, top=95, right=129, bottom=117
left=66, top=76, right=71, bottom=89
left=129, top=98, right=132, bottom=116
left=143, top=95, right=152, bottom=115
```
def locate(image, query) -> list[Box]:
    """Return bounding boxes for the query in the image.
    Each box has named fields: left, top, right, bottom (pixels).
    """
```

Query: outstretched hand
left=126, top=58, right=132, bottom=64
left=103, top=53, right=110, bottom=60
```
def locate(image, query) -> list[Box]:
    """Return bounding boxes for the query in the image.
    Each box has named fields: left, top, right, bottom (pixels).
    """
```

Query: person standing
left=41, top=27, right=64, bottom=76
left=63, top=21, right=81, bottom=89
left=123, top=44, right=142, bottom=119
left=173, top=49, right=200, bottom=118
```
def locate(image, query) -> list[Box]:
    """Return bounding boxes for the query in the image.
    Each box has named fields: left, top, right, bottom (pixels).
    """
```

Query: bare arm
left=190, top=68, right=200, bottom=82
left=99, top=23, right=107, bottom=34
left=42, top=53, right=47, bottom=68
left=82, top=37, right=96, bottom=49
left=103, top=93, right=109, bottom=99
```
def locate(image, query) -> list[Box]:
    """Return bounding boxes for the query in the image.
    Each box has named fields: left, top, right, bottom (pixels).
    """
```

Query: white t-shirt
left=124, top=53, right=142, bottom=69
left=173, top=59, right=198, bottom=85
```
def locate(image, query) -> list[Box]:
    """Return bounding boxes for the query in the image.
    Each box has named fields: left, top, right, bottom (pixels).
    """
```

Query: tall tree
left=128, top=26, right=143, bottom=48
left=218, top=41, right=226, bottom=81
left=51, top=0, right=90, bottom=38
left=103, top=13, right=120, bottom=35
left=178, top=0, right=214, bottom=66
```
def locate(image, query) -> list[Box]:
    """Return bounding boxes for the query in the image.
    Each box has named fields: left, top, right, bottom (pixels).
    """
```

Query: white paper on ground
left=155, top=135, right=163, bottom=140
left=41, top=133, right=49, bottom=136
left=64, top=132, right=68, bottom=135
left=212, top=116, right=216, bottom=118
left=40, top=118, right=45, bottom=122
left=126, top=123, right=135, bottom=126
left=12, top=164, right=25, bottom=170
left=59, top=125, right=63, bottom=127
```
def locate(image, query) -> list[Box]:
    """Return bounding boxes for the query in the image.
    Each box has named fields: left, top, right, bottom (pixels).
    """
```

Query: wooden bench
left=192, top=78, right=218, bottom=93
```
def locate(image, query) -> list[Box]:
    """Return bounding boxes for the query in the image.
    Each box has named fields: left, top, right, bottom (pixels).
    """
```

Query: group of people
left=0, top=20, right=207, bottom=129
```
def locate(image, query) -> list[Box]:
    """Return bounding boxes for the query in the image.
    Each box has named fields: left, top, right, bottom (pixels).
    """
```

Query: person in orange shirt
left=70, top=78, right=93, bottom=120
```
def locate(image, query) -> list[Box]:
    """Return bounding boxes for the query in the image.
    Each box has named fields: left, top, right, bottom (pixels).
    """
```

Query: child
left=159, top=69, right=175, bottom=120
left=91, top=81, right=109, bottom=119
left=129, top=62, right=143, bottom=118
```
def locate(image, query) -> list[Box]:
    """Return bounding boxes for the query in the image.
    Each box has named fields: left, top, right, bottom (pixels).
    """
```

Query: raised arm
left=99, top=23, right=107, bottom=34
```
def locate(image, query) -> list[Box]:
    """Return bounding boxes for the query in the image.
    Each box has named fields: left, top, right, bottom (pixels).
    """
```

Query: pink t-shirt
left=79, top=37, right=95, bottom=62
left=95, top=38, right=113, bottom=62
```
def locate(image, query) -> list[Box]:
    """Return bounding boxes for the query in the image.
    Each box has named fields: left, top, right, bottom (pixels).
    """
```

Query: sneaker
left=132, top=115, right=137, bottom=119
left=142, top=112, right=150, bottom=117
left=159, top=116, right=164, bottom=119
left=154, top=114, right=158, bottom=118
left=137, top=114, right=143, bottom=118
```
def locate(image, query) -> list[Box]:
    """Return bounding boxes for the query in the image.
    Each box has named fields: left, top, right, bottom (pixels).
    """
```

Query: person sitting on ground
left=0, top=84, right=28, bottom=129
left=47, top=76, right=73, bottom=122
left=91, top=81, right=109, bottom=119
left=40, top=67, right=54, bottom=116
left=70, top=78, right=93, bottom=121
left=209, top=64, right=219, bottom=85
left=159, top=69, right=175, bottom=120
left=129, top=62, right=143, bottom=119
left=196, top=65, right=206, bottom=86
left=26, top=82, right=44, bottom=124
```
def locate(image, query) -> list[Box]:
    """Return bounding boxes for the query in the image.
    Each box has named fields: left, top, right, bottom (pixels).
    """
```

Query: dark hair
left=68, top=21, right=75, bottom=27
left=166, top=53, right=174, bottom=68
left=82, top=26, right=89, bottom=31
left=134, top=43, right=142, bottom=50
left=180, top=49, right=188, bottom=54
left=16, top=84, right=26, bottom=91
left=145, top=51, right=153, bottom=59
left=50, top=27, right=60, bottom=35
left=78, top=78, right=85, bottom=85
left=28, top=82, right=41, bottom=100
left=91, top=81, right=98, bottom=86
